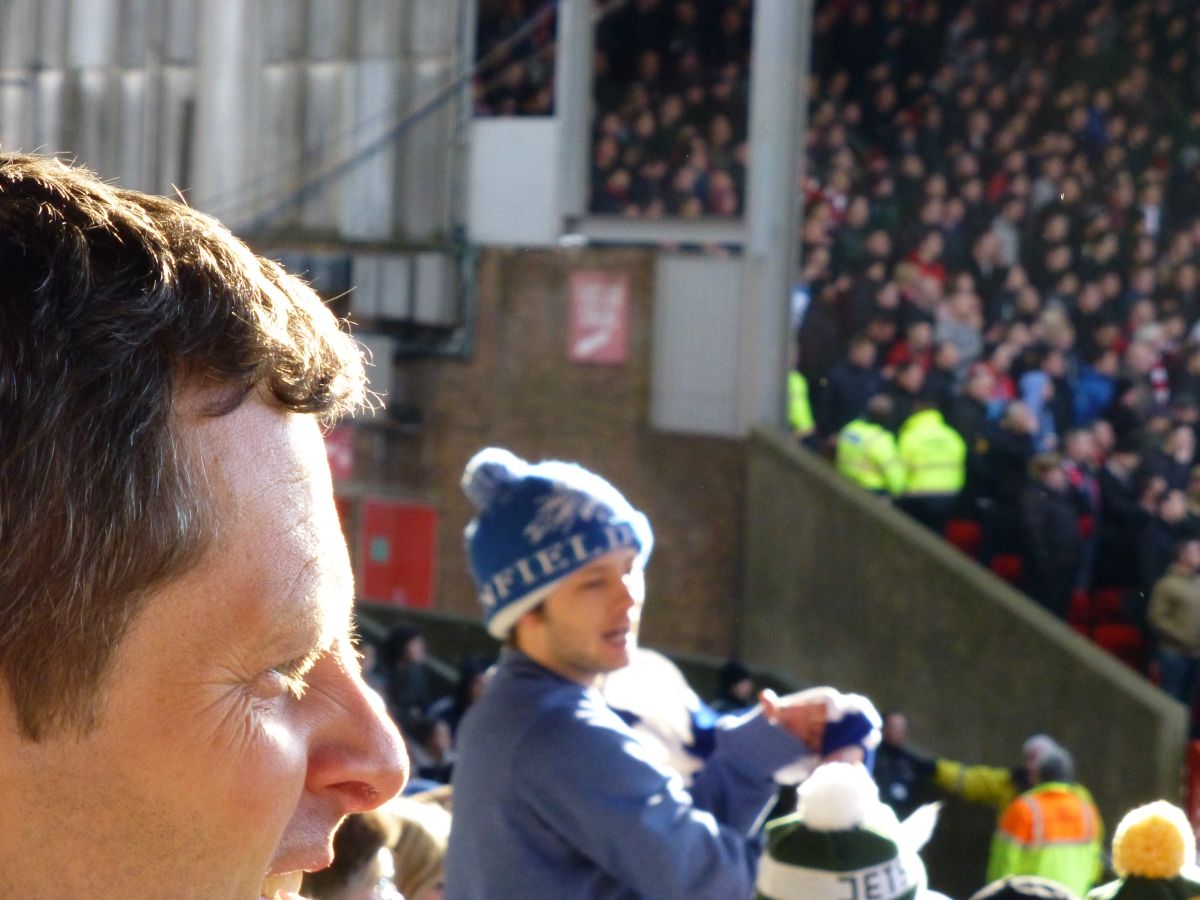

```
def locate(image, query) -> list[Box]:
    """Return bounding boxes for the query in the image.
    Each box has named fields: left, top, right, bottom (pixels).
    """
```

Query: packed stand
left=473, top=0, right=557, bottom=116
left=591, top=0, right=754, bottom=217
left=473, top=0, right=755, bottom=218
left=795, top=0, right=1200, bottom=706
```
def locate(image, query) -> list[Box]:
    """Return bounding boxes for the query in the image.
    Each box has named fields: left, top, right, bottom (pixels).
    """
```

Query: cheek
left=128, top=685, right=312, bottom=834
left=228, top=714, right=311, bottom=816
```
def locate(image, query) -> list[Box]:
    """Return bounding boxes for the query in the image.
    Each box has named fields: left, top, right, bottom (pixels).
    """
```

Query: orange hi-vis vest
left=986, top=782, right=1102, bottom=897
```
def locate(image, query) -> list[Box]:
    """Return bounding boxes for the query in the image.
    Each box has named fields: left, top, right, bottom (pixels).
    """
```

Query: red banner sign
left=569, top=271, right=630, bottom=366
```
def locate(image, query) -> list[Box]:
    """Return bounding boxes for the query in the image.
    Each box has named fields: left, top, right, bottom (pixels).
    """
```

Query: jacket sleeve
left=514, top=701, right=801, bottom=899
left=688, top=706, right=815, bottom=829
left=934, top=758, right=1018, bottom=809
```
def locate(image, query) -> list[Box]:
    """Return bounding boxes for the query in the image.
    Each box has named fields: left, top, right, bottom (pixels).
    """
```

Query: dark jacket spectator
left=1020, top=454, right=1085, bottom=619
left=815, top=335, right=882, bottom=435
left=381, top=625, right=438, bottom=730
left=1138, top=489, right=1192, bottom=596
left=975, top=402, right=1039, bottom=556
left=1144, top=424, right=1196, bottom=492
left=945, top=369, right=995, bottom=453
left=427, top=656, right=493, bottom=738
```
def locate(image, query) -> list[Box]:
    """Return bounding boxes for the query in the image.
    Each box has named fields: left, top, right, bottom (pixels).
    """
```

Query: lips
left=603, top=626, right=631, bottom=646
left=260, top=870, right=303, bottom=900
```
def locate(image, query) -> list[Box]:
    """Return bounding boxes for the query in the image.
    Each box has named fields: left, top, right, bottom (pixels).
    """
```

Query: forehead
left=544, top=548, right=640, bottom=603
left=152, top=399, right=352, bottom=657
left=571, top=547, right=638, bottom=577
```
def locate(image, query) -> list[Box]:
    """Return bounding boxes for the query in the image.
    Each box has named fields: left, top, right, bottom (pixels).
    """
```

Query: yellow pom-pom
left=1111, top=801, right=1195, bottom=879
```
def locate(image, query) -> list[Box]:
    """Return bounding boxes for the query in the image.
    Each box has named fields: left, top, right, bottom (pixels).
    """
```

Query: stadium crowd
left=473, top=0, right=557, bottom=117
left=788, top=0, right=1200, bottom=713
left=475, top=0, right=755, bottom=218
left=590, top=0, right=754, bottom=217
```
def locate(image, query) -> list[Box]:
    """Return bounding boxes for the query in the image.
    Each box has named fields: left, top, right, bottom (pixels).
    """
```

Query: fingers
left=758, top=687, right=779, bottom=720
left=759, top=688, right=828, bottom=750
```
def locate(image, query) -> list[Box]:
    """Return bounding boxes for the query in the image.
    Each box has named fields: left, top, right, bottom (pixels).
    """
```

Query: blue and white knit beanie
left=462, top=448, right=654, bottom=638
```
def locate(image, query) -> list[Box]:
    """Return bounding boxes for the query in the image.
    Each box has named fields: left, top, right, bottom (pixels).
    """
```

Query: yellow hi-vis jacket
left=836, top=418, right=905, bottom=495
left=787, top=371, right=814, bottom=436
left=897, top=408, right=967, bottom=495
left=986, top=782, right=1103, bottom=897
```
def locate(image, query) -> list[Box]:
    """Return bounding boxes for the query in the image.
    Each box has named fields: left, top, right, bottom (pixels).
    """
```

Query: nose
left=620, top=567, right=645, bottom=612
left=304, top=648, right=409, bottom=814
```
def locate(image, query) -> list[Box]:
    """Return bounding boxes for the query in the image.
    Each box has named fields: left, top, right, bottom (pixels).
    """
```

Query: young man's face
left=0, top=399, right=408, bottom=898
left=517, top=549, right=644, bottom=686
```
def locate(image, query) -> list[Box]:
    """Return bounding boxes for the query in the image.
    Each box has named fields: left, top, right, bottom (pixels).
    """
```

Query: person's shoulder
left=480, top=655, right=578, bottom=705
left=527, top=682, right=623, bottom=737
left=502, top=688, right=649, bottom=792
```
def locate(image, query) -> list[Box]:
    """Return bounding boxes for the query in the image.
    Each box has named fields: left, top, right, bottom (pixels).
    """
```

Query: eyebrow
left=261, top=552, right=353, bottom=660
left=575, top=553, right=637, bottom=578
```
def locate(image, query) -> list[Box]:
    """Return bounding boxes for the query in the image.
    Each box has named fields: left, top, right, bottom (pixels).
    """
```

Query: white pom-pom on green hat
left=755, top=763, right=920, bottom=900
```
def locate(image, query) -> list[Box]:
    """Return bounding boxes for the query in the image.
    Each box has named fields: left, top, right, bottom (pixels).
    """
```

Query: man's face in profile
left=0, top=399, right=408, bottom=898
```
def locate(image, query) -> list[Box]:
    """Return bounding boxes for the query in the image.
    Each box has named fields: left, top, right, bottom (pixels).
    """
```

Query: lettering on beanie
left=756, top=855, right=912, bottom=900
left=836, top=859, right=910, bottom=900
left=478, top=523, right=638, bottom=609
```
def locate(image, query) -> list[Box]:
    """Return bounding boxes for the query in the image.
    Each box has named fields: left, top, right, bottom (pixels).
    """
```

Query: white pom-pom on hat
left=462, top=447, right=527, bottom=509
left=796, top=761, right=879, bottom=832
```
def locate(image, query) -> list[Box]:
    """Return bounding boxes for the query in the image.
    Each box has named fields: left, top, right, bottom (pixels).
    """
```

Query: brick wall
left=345, top=246, right=747, bottom=658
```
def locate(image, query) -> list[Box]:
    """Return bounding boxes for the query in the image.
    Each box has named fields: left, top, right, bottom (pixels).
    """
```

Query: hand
left=759, top=687, right=828, bottom=750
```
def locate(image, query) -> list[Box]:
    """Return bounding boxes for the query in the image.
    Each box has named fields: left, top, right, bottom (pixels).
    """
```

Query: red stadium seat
left=1067, top=588, right=1091, bottom=628
left=944, top=518, right=983, bottom=558
left=1090, top=587, right=1126, bottom=624
left=988, top=554, right=1023, bottom=585
left=1091, top=623, right=1146, bottom=670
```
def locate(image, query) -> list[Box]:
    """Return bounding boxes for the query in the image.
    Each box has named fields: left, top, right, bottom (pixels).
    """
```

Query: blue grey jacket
left=443, top=650, right=812, bottom=899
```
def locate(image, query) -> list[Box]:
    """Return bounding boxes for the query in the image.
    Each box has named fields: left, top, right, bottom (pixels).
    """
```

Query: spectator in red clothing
left=906, top=229, right=949, bottom=290
left=1063, top=429, right=1102, bottom=518
left=885, top=318, right=935, bottom=374
left=972, top=344, right=1019, bottom=405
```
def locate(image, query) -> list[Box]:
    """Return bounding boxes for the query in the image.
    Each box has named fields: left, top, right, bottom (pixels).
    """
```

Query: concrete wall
left=344, top=246, right=749, bottom=657
left=741, top=426, right=1187, bottom=895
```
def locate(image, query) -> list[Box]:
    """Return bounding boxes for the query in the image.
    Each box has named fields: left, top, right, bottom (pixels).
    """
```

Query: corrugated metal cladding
left=0, top=0, right=464, bottom=243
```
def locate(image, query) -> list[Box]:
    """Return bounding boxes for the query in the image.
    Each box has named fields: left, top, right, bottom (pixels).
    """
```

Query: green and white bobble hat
left=756, top=762, right=923, bottom=900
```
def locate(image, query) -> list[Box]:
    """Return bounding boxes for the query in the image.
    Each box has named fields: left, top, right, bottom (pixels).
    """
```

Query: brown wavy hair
left=0, top=153, right=366, bottom=739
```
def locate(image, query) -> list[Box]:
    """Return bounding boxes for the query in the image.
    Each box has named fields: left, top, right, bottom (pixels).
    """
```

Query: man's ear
left=509, top=604, right=546, bottom=650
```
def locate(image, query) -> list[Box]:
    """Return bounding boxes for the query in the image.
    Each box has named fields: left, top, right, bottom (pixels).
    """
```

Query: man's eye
left=258, top=653, right=319, bottom=700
